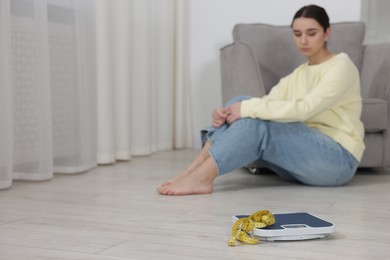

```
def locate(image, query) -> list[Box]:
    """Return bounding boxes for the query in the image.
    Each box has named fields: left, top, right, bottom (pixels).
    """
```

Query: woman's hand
left=225, top=102, right=241, bottom=125
left=212, top=102, right=242, bottom=127
left=212, top=107, right=228, bottom=128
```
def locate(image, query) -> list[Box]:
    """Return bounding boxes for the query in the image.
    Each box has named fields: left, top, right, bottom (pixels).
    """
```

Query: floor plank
left=0, top=149, right=389, bottom=259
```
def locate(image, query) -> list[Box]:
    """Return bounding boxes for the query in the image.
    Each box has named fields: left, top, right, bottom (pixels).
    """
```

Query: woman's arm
left=240, top=60, right=359, bottom=122
left=224, top=76, right=290, bottom=124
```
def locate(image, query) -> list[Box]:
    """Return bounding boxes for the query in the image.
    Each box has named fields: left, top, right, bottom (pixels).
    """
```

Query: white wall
left=188, top=0, right=362, bottom=148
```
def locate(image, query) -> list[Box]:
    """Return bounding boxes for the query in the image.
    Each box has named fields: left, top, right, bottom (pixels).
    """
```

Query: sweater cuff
left=240, top=99, right=255, bottom=118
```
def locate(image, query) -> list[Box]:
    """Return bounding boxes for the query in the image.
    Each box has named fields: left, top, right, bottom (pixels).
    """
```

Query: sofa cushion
left=232, top=22, right=365, bottom=93
left=362, top=98, right=387, bottom=132
left=328, top=22, right=365, bottom=72
left=233, top=24, right=305, bottom=93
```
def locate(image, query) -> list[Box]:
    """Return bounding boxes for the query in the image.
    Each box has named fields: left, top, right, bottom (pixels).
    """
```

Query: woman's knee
left=224, top=95, right=251, bottom=107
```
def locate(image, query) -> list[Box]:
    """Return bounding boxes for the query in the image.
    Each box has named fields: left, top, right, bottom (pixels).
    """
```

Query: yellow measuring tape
left=228, top=210, right=275, bottom=247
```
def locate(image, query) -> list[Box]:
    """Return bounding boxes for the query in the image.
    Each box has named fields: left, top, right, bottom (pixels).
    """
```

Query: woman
left=157, top=5, right=365, bottom=195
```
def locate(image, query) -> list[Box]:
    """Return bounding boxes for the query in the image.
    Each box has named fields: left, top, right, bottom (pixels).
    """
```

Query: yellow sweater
left=240, top=53, right=365, bottom=161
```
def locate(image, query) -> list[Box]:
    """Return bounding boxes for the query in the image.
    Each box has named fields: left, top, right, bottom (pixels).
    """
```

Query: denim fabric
left=201, top=96, right=359, bottom=187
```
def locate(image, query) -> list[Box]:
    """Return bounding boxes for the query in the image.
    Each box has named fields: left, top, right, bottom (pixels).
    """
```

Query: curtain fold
left=95, top=0, right=192, bottom=164
left=49, top=0, right=97, bottom=174
left=112, top=0, right=132, bottom=160
left=128, top=0, right=154, bottom=156
left=0, top=0, right=192, bottom=190
left=0, top=0, right=97, bottom=189
left=173, top=0, right=192, bottom=149
left=361, top=0, right=390, bottom=44
left=11, top=0, right=53, bottom=181
left=95, top=0, right=115, bottom=163
left=0, top=0, right=12, bottom=189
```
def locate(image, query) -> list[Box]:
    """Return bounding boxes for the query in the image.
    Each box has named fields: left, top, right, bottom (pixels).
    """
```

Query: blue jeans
left=201, top=96, right=359, bottom=186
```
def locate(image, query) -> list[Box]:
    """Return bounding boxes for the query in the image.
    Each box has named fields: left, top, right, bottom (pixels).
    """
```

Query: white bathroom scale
left=232, top=212, right=335, bottom=241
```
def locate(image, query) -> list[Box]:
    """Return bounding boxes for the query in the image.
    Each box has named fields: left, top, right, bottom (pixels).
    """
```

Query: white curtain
left=0, top=0, right=12, bottom=189
left=95, top=0, right=192, bottom=163
left=0, top=0, right=192, bottom=190
left=361, top=0, right=390, bottom=44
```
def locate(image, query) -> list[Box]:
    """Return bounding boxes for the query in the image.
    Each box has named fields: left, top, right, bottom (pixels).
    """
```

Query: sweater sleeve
left=240, top=59, right=358, bottom=122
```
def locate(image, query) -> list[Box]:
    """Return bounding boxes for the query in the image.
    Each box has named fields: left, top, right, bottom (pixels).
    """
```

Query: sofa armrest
left=220, top=41, right=265, bottom=104
left=361, top=42, right=390, bottom=166
left=361, top=43, right=390, bottom=99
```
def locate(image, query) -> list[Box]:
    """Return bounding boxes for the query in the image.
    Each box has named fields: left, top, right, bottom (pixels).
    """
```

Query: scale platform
left=232, top=212, right=335, bottom=241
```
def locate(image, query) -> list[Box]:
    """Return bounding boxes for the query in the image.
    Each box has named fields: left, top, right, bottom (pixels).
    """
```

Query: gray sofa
left=220, top=22, right=390, bottom=168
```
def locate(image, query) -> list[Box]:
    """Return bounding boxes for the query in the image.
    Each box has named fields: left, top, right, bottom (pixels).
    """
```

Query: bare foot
left=159, top=170, right=191, bottom=187
left=157, top=172, right=214, bottom=195
left=157, top=157, right=217, bottom=195
left=159, top=141, right=213, bottom=188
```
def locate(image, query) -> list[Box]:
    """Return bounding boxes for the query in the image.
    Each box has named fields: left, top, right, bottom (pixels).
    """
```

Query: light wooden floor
left=1, top=149, right=389, bottom=260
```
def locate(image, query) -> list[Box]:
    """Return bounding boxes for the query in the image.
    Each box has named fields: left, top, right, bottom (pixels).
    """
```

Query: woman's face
left=291, top=17, right=330, bottom=59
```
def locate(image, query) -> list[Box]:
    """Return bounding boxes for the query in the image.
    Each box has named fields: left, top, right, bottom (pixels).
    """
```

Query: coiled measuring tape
left=228, top=210, right=275, bottom=246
